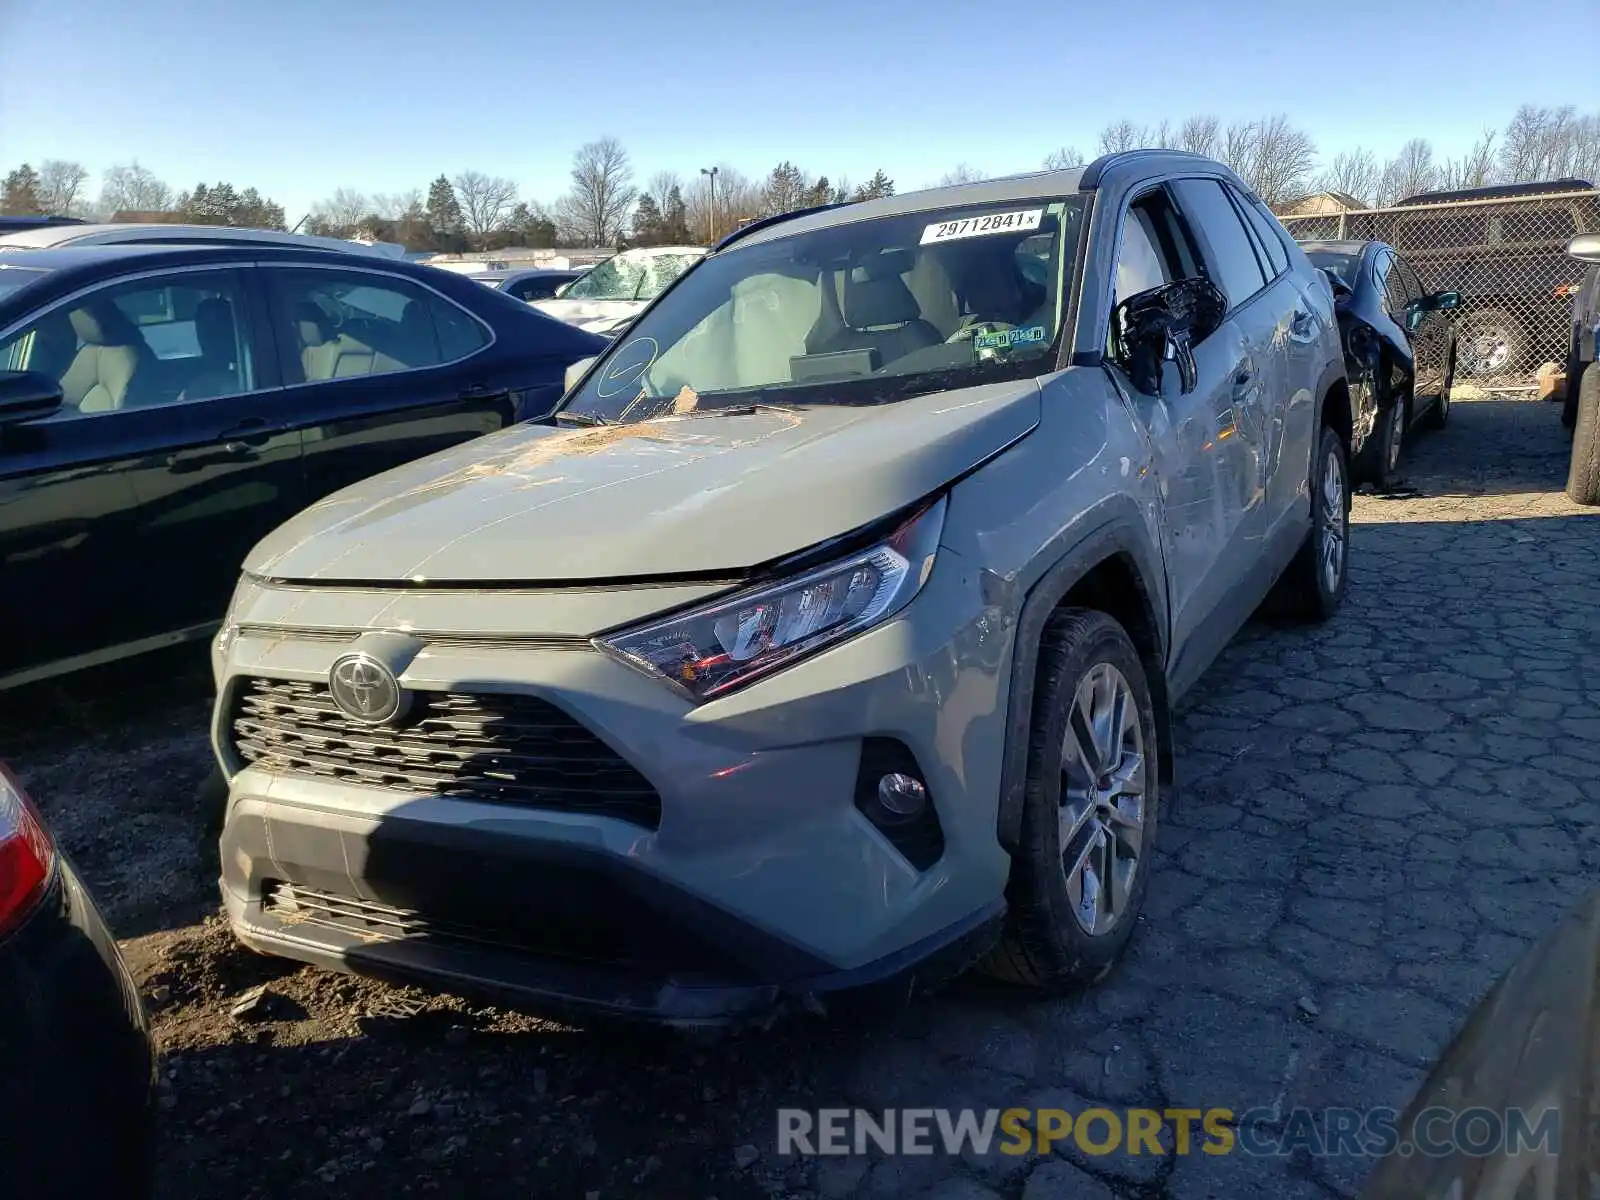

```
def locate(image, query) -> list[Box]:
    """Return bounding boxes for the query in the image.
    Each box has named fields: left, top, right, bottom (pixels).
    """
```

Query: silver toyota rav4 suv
left=212, top=151, right=1351, bottom=1023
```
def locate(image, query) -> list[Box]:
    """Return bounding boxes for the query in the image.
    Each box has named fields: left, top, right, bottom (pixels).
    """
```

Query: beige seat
left=61, top=305, right=145, bottom=412
left=179, top=297, right=243, bottom=400
left=296, top=303, right=341, bottom=382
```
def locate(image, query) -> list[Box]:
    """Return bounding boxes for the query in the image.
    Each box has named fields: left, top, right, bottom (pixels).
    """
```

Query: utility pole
left=700, top=166, right=720, bottom=242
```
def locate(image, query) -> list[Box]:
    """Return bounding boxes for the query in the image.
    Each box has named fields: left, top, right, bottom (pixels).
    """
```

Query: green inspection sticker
left=974, top=324, right=1048, bottom=350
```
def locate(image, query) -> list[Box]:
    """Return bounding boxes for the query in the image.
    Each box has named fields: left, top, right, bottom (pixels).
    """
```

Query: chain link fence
left=1281, top=184, right=1600, bottom=390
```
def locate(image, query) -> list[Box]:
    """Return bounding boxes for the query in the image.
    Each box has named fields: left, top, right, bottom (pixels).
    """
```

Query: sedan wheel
left=1319, top=443, right=1348, bottom=595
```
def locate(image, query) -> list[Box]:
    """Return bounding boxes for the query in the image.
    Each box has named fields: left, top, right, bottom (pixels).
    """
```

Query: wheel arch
left=996, top=516, right=1171, bottom=854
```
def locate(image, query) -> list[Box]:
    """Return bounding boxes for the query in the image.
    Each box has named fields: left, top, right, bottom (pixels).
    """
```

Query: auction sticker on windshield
left=921, top=209, right=1043, bottom=244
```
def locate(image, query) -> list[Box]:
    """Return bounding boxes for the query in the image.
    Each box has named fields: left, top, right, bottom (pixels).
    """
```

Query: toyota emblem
left=328, top=653, right=405, bottom=725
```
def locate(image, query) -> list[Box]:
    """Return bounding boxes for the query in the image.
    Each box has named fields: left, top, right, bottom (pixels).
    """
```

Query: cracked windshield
left=2, top=0, right=1598, bottom=1199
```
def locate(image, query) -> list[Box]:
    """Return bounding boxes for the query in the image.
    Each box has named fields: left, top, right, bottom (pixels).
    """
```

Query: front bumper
left=214, top=555, right=1013, bottom=1023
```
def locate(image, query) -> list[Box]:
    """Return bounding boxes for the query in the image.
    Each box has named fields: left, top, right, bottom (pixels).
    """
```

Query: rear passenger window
left=270, top=269, right=450, bottom=383
left=1237, top=194, right=1290, bottom=277
left=432, top=298, right=490, bottom=360
left=1171, top=179, right=1268, bottom=308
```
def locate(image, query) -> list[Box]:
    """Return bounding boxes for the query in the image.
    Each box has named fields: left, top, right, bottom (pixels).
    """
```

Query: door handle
left=219, top=417, right=273, bottom=446
left=459, top=384, right=512, bottom=402
left=166, top=442, right=256, bottom=472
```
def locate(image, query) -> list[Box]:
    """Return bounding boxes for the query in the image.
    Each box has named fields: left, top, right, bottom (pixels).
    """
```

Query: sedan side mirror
left=1112, top=277, right=1228, bottom=396
left=1430, top=291, right=1461, bottom=311
left=0, top=370, right=63, bottom=426
left=1568, top=233, right=1600, bottom=265
left=563, top=356, right=598, bottom=394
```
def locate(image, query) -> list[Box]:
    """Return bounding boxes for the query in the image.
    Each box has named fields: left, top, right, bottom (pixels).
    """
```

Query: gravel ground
left=2, top=392, right=1596, bottom=1200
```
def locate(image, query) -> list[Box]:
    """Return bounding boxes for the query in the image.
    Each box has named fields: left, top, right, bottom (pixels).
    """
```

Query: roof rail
left=1078, top=148, right=1217, bottom=189
left=711, top=202, right=852, bottom=253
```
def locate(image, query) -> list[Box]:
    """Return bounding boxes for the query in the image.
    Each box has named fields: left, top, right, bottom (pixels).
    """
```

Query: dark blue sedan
left=0, top=244, right=607, bottom=689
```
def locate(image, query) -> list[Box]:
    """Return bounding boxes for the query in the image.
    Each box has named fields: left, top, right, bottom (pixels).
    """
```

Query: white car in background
left=532, top=245, right=703, bottom=336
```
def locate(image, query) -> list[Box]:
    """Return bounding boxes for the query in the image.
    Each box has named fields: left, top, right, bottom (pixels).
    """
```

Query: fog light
left=877, top=773, right=927, bottom=817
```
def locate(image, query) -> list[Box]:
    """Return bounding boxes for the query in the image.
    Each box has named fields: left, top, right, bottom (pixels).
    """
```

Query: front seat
left=60, top=304, right=146, bottom=412
left=296, top=302, right=340, bottom=381
left=179, top=297, right=241, bottom=400
left=815, top=271, right=941, bottom=368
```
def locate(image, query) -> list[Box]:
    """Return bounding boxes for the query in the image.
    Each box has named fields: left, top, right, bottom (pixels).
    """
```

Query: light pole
left=700, top=166, right=719, bottom=242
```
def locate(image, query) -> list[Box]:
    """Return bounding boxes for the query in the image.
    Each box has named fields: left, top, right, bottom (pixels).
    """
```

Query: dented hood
left=247, top=380, right=1042, bottom=584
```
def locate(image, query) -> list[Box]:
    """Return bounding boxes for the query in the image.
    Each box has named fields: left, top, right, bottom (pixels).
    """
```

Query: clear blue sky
left=2, top=0, right=1596, bottom=221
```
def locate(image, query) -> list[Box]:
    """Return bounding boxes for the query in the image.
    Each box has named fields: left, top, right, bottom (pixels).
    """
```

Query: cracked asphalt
left=1, top=392, right=1595, bottom=1200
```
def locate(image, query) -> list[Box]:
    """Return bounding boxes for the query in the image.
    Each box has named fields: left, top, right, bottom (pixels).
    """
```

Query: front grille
left=260, top=882, right=634, bottom=966
left=229, top=677, right=661, bottom=828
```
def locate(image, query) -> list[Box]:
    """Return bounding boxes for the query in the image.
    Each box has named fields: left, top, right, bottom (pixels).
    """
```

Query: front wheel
left=1277, top=425, right=1351, bottom=621
left=1458, top=308, right=1526, bottom=380
left=1567, top=363, right=1600, bottom=506
left=1424, top=342, right=1453, bottom=430
left=983, top=609, right=1159, bottom=992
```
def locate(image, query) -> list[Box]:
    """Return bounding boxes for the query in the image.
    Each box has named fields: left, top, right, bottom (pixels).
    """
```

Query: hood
left=532, top=298, right=642, bottom=335
left=247, top=380, right=1042, bottom=584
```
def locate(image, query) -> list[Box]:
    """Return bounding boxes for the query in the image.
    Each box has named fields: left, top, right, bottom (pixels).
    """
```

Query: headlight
left=597, top=497, right=947, bottom=701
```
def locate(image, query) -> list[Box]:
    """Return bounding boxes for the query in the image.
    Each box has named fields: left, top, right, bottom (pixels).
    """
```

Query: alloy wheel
left=1386, top=404, right=1405, bottom=473
left=1319, top=447, right=1347, bottom=594
left=1058, top=662, right=1147, bottom=937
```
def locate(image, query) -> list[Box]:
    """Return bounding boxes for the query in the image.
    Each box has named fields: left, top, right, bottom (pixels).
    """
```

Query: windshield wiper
left=552, top=410, right=610, bottom=427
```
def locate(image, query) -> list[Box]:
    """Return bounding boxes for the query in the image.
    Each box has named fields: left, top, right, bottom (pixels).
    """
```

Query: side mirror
left=1112, top=277, right=1227, bottom=396
left=1568, top=233, right=1600, bottom=265
left=0, top=370, right=63, bottom=426
left=1430, top=291, right=1461, bottom=311
left=563, top=356, right=598, bottom=394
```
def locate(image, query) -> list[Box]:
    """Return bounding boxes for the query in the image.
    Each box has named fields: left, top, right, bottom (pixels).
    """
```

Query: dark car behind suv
left=0, top=243, right=607, bottom=690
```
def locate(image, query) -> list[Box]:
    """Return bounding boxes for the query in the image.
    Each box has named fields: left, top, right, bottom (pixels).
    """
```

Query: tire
left=983, top=609, right=1160, bottom=993
left=1565, top=354, right=1588, bottom=432
left=1567, top=363, right=1600, bottom=506
left=1424, top=342, right=1453, bottom=431
left=1278, top=425, right=1351, bottom=621
left=1370, top=396, right=1406, bottom=487
left=1458, top=307, right=1526, bottom=381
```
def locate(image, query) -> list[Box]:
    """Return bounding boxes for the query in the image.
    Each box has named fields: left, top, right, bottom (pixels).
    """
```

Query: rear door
left=260, top=265, right=514, bottom=505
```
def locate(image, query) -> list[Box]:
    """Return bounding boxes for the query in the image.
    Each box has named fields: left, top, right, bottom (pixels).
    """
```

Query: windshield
left=560, top=252, right=701, bottom=302
left=562, top=198, right=1083, bottom=424
left=1305, top=249, right=1362, bottom=289
left=0, top=265, right=49, bottom=300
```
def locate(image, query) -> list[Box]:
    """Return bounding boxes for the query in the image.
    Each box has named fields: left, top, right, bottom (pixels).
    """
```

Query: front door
left=0, top=266, right=304, bottom=683
left=1104, top=185, right=1263, bottom=697
left=260, top=266, right=514, bottom=507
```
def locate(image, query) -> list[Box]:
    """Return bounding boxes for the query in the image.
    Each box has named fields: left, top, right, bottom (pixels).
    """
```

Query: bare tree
left=36, top=160, right=89, bottom=217
left=370, top=189, right=422, bottom=220
left=452, top=171, right=518, bottom=240
left=554, top=139, right=636, bottom=246
left=646, top=171, right=682, bottom=215
left=1378, top=139, right=1439, bottom=205
left=309, top=188, right=371, bottom=234
left=1438, top=129, right=1499, bottom=192
left=1318, top=148, right=1380, bottom=206
left=1178, top=115, right=1221, bottom=158
left=938, top=164, right=984, bottom=186
left=684, top=164, right=757, bottom=244
left=1043, top=146, right=1085, bottom=170
left=1098, top=119, right=1150, bottom=155
left=98, top=161, right=172, bottom=215
left=1222, top=115, right=1317, bottom=206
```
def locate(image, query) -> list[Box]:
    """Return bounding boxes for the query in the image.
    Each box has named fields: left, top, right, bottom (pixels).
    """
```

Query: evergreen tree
left=426, top=174, right=463, bottom=235
left=0, top=164, right=43, bottom=215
